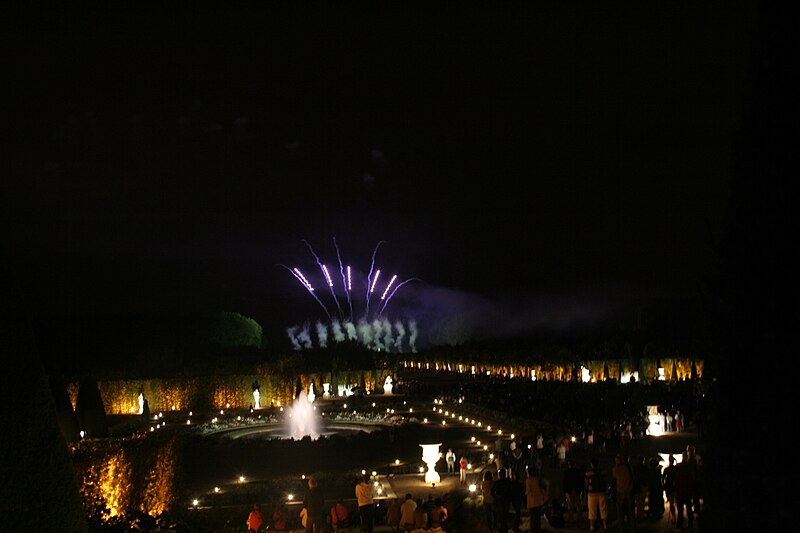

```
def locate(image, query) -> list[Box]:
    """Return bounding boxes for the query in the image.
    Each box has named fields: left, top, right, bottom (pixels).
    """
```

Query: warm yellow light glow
left=469, top=484, right=477, bottom=492
left=239, top=476, right=246, bottom=483
left=193, top=499, right=199, bottom=506
left=395, top=459, right=400, bottom=464
left=214, top=487, right=220, bottom=493
left=288, top=494, right=294, bottom=501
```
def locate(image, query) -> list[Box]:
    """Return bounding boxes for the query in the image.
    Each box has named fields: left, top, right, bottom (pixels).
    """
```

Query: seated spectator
left=330, top=499, right=351, bottom=530
left=413, top=498, right=429, bottom=530
left=430, top=498, right=448, bottom=528
left=271, top=504, right=289, bottom=531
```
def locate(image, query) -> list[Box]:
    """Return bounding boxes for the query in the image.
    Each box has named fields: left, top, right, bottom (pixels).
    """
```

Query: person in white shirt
left=446, top=448, right=456, bottom=474
left=399, top=493, right=417, bottom=531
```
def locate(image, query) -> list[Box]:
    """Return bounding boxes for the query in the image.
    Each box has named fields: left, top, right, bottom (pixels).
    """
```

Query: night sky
left=2, top=4, right=782, bottom=354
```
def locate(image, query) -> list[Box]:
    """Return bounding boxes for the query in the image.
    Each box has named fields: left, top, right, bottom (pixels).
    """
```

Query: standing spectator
left=399, top=493, right=417, bottom=531
left=631, top=455, right=649, bottom=519
left=646, top=457, right=664, bottom=518
left=481, top=470, right=495, bottom=532
left=665, top=411, right=674, bottom=432
left=611, top=454, right=636, bottom=533
left=302, top=477, right=325, bottom=533
left=510, top=475, right=525, bottom=532
left=246, top=504, right=265, bottom=532
left=674, top=452, right=695, bottom=530
left=556, top=440, right=567, bottom=467
left=525, top=467, right=549, bottom=533
left=355, top=474, right=375, bottom=533
left=459, top=456, right=468, bottom=485
left=446, top=448, right=456, bottom=475
left=562, top=459, right=585, bottom=524
left=511, top=445, right=525, bottom=481
left=661, top=455, right=677, bottom=524
left=585, top=457, right=609, bottom=532
left=491, top=468, right=514, bottom=533
left=684, top=444, right=702, bottom=517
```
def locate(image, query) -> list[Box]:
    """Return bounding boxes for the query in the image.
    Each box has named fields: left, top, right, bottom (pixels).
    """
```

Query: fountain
left=287, top=390, right=320, bottom=440
left=383, top=376, right=393, bottom=395
left=420, top=443, right=442, bottom=485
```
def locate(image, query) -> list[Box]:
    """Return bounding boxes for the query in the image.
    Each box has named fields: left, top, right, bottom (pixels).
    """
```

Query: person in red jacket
left=246, top=503, right=265, bottom=532
left=330, top=499, right=351, bottom=530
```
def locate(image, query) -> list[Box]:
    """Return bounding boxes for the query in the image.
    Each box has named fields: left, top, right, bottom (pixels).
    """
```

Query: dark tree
left=75, top=376, right=109, bottom=438
left=0, top=246, right=87, bottom=531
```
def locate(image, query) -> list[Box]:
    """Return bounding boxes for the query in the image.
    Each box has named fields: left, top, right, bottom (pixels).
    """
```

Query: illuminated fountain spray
left=420, top=443, right=442, bottom=485
left=287, top=391, right=320, bottom=440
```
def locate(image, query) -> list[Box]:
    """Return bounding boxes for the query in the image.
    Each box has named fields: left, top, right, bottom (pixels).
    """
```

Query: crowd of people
left=243, top=373, right=706, bottom=532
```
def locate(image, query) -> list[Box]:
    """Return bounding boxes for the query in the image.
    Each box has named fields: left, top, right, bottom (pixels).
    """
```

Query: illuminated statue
left=138, top=392, right=144, bottom=415
left=420, top=443, right=442, bottom=485
left=253, top=388, right=260, bottom=409
left=383, top=376, right=393, bottom=395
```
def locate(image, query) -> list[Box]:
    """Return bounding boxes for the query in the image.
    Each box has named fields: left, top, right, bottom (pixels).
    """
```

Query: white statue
left=383, top=376, right=393, bottom=395
left=253, top=388, right=261, bottom=409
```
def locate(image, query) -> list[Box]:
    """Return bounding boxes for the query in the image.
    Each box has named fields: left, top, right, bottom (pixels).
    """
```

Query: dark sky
left=3, top=4, right=760, bottom=350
